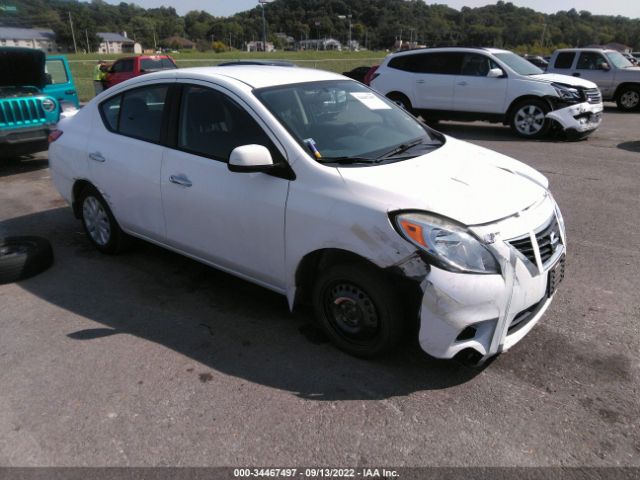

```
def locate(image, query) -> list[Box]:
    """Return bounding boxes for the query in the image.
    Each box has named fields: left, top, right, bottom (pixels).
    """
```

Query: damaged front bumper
left=415, top=193, right=566, bottom=361
left=546, top=100, right=603, bottom=138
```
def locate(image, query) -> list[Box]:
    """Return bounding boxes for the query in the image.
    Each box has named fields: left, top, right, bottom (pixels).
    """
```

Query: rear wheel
left=78, top=185, right=130, bottom=254
left=510, top=99, right=550, bottom=139
left=312, top=264, right=404, bottom=357
left=616, top=86, right=640, bottom=111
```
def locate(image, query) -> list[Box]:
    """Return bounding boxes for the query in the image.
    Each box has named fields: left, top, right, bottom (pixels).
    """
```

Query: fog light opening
left=455, top=326, right=477, bottom=342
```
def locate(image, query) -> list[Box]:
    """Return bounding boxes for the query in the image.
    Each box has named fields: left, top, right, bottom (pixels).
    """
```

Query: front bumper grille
left=584, top=88, right=602, bottom=104
left=0, top=98, right=47, bottom=128
left=508, top=215, right=563, bottom=269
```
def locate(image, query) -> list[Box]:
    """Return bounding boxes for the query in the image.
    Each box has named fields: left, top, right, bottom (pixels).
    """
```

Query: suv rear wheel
left=616, top=86, right=640, bottom=111
left=510, top=99, right=550, bottom=139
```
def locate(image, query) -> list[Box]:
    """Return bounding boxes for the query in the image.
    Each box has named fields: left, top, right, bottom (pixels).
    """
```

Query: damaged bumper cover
left=546, top=100, right=603, bottom=138
left=410, top=194, right=565, bottom=361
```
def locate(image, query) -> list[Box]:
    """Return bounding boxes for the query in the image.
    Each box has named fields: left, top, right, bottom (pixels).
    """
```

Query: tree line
left=2, top=0, right=639, bottom=52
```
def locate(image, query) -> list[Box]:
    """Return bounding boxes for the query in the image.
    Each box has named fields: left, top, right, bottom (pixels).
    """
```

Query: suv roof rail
left=392, top=45, right=492, bottom=55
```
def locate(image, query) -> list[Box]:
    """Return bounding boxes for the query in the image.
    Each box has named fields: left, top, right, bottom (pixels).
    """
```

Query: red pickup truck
left=104, top=55, right=177, bottom=89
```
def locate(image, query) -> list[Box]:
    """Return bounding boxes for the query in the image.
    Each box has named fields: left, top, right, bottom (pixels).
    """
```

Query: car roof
left=388, top=46, right=512, bottom=58
left=138, top=65, right=345, bottom=89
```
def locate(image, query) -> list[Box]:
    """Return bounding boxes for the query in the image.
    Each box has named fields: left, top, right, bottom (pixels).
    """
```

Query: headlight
left=393, top=212, right=500, bottom=274
left=551, top=83, right=581, bottom=103
left=41, top=98, right=56, bottom=112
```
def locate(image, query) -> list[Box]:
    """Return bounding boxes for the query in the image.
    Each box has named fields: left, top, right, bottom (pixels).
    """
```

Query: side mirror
left=600, top=62, right=610, bottom=71
left=228, top=144, right=274, bottom=173
left=487, top=68, right=505, bottom=78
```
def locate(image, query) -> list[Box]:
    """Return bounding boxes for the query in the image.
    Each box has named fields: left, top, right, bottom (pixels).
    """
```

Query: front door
left=161, top=83, right=290, bottom=290
left=573, top=52, right=615, bottom=98
left=453, top=53, right=508, bottom=114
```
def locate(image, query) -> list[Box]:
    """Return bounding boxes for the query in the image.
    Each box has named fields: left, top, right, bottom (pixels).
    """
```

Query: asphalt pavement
left=0, top=106, right=638, bottom=467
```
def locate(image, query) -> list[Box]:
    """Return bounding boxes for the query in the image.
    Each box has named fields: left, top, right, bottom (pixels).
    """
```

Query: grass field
left=67, top=50, right=387, bottom=102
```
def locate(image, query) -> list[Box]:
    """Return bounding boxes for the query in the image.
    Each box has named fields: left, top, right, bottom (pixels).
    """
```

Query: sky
left=108, top=0, right=640, bottom=19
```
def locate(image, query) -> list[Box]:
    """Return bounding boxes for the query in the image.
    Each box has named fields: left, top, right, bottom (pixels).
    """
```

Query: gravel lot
left=0, top=105, right=638, bottom=468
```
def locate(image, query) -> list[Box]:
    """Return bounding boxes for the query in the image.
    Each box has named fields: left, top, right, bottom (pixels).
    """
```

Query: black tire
left=386, top=92, right=414, bottom=115
left=0, top=236, right=53, bottom=284
left=78, top=184, right=130, bottom=254
left=615, top=85, right=640, bottom=111
left=510, top=98, right=551, bottom=139
left=312, top=263, right=404, bottom=357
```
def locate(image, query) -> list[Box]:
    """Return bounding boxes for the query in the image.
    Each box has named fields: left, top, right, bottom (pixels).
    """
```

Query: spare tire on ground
left=0, top=236, right=54, bottom=284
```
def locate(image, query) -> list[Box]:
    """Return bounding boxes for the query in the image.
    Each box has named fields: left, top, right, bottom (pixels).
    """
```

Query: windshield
left=606, top=51, right=634, bottom=69
left=494, top=52, right=543, bottom=75
left=254, top=80, right=441, bottom=163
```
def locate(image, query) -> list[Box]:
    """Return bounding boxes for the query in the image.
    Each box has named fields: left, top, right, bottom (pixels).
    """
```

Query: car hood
left=529, top=72, right=597, bottom=89
left=337, top=136, right=549, bottom=226
left=617, top=67, right=640, bottom=79
left=0, top=47, right=46, bottom=89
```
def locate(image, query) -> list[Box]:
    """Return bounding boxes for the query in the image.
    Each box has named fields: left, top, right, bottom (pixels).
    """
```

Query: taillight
left=48, top=130, right=63, bottom=143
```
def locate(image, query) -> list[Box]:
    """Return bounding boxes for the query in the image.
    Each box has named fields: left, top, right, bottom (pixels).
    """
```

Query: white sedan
left=48, top=66, right=566, bottom=362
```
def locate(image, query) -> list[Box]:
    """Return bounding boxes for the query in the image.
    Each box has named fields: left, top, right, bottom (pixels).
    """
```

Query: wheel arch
left=505, top=95, right=552, bottom=125
left=385, top=91, right=413, bottom=108
left=71, top=179, right=95, bottom=218
left=613, top=82, right=640, bottom=100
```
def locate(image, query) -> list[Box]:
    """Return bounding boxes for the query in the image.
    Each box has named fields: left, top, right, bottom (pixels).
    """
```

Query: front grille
left=508, top=215, right=563, bottom=267
left=584, top=88, right=602, bottom=104
left=508, top=296, right=547, bottom=334
left=0, top=98, right=47, bottom=128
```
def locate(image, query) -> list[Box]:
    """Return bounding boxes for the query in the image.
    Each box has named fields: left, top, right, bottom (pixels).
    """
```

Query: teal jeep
left=0, top=47, right=62, bottom=157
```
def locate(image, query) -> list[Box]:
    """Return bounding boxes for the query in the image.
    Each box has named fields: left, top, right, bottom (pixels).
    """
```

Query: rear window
left=140, top=58, right=177, bottom=71
left=554, top=52, right=575, bottom=69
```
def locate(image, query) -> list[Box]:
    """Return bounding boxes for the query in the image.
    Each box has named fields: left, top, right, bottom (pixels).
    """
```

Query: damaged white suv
left=371, top=47, right=603, bottom=139
left=49, top=66, right=566, bottom=363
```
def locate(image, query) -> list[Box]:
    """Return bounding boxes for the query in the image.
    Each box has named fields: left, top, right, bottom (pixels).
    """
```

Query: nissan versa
left=48, top=66, right=566, bottom=362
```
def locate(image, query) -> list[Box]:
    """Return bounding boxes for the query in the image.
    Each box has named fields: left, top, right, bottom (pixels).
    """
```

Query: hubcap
left=83, top=196, right=111, bottom=246
left=514, top=105, right=545, bottom=135
left=325, top=283, right=379, bottom=343
left=620, top=91, right=640, bottom=109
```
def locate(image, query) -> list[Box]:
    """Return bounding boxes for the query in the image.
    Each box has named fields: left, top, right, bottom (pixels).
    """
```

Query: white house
left=97, top=32, right=141, bottom=54
left=0, top=27, right=56, bottom=51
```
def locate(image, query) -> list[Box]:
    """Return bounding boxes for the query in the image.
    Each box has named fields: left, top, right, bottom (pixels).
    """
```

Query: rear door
left=87, top=81, right=173, bottom=240
left=413, top=52, right=463, bottom=111
left=453, top=53, right=507, bottom=113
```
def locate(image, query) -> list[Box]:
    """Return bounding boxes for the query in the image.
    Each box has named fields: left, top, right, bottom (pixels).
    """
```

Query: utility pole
left=68, top=11, right=78, bottom=54
left=153, top=30, right=157, bottom=51
left=540, top=23, right=547, bottom=48
left=258, top=0, right=270, bottom=51
left=337, top=13, right=352, bottom=51
left=85, top=29, right=90, bottom=53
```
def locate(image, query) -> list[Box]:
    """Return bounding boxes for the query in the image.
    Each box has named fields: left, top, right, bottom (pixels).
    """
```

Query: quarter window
left=554, top=52, right=576, bottom=69
left=178, top=85, right=275, bottom=162
left=100, top=95, right=121, bottom=131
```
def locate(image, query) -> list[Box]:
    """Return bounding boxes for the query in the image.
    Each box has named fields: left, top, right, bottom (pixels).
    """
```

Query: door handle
left=457, top=81, right=468, bottom=86
left=416, top=79, right=425, bottom=84
left=169, top=174, right=192, bottom=187
left=572, top=72, right=581, bottom=77
left=88, top=152, right=105, bottom=162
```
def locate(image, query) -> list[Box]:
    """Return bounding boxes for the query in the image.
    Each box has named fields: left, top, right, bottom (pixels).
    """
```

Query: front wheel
left=386, top=92, right=414, bottom=115
left=510, top=99, right=550, bottom=139
left=616, top=86, right=640, bottom=111
left=312, top=264, right=404, bottom=357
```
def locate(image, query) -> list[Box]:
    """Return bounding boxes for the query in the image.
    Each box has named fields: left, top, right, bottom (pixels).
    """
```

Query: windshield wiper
left=317, top=156, right=377, bottom=165
left=377, top=137, right=436, bottom=160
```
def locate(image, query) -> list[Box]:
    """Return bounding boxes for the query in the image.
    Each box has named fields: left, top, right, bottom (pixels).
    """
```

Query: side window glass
left=577, top=52, right=607, bottom=70
left=45, top=60, right=68, bottom=84
left=100, top=94, right=122, bottom=131
left=461, top=54, right=492, bottom=76
left=111, top=61, right=123, bottom=73
left=178, top=85, right=275, bottom=162
left=554, top=52, right=575, bottom=69
left=417, top=53, right=463, bottom=74
left=122, top=59, right=134, bottom=72
left=119, top=85, right=168, bottom=142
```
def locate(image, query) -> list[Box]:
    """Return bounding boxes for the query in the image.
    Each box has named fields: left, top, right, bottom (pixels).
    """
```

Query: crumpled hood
left=337, top=136, right=549, bottom=226
left=528, top=72, right=597, bottom=89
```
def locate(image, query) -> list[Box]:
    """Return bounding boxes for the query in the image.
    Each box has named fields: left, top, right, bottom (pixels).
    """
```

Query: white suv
left=371, top=47, right=603, bottom=139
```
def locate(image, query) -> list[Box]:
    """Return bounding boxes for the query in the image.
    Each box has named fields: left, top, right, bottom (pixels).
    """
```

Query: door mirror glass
left=487, top=68, right=504, bottom=78
left=228, top=145, right=274, bottom=173
left=600, top=62, right=610, bottom=71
